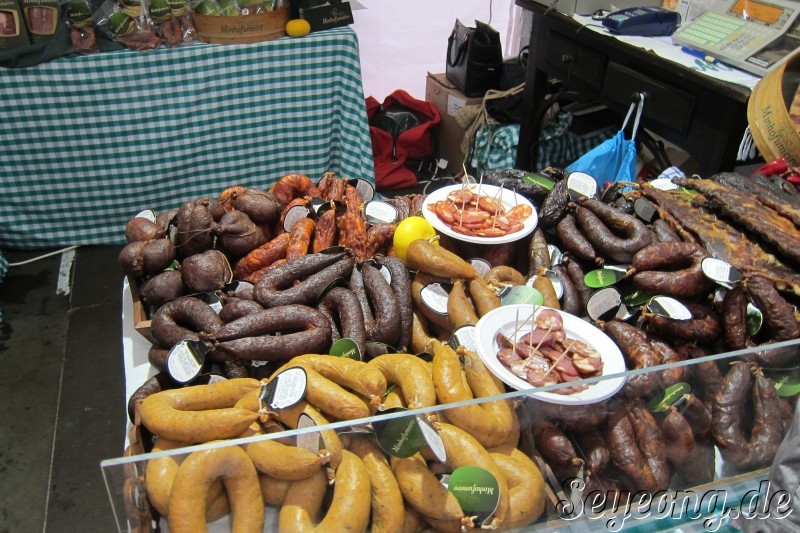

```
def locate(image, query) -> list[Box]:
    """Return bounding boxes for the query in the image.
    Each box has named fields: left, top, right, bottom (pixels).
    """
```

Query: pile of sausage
left=129, top=346, right=548, bottom=532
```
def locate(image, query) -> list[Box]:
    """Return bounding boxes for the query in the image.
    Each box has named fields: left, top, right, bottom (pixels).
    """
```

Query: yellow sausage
left=468, top=278, right=501, bottom=317
left=382, top=386, right=407, bottom=410
left=260, top=474, right=291, bottom=507
left=269, top=400, right=343, bottom=472
left=279, top=450, right=372, bottom=533
left=406, top=238, right=479, bottom=280
left=491, top=450, right=546, bottom=529
left=347, top=435, right=405, bottom=533
left=403, top=506, right=427, bottom=533
left=239, top=421, right=325, bottom=481
left=533, top=267, right=560, bottom=310
left=369, top=353, right=437, bottom=410
left=431, top=342, right=511, bottom=449
left=484, top=265, right=526, bottom=286
left=145, top=437, right=229, bottom=519
left=168, top=446, right=263, bottom=533
left=391, top=454, right=466, bottom=525
left=447, top=280, right=479, bottom=331
left=275, top=355, right=387, bottom=413
left=410, top=309, right=437, bottom=355
left=140, top=378, right=260, bottom=443
left=487, top=405, right=521, bottom=455
left=434, top=422, right=510, bottom=530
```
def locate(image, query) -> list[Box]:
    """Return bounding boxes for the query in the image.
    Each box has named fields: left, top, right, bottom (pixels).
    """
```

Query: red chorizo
left=312, top=208, right=338, bottom=253
left=234, top=232, right=292, bottom=280
left=285, top=217, right=316, bottom=261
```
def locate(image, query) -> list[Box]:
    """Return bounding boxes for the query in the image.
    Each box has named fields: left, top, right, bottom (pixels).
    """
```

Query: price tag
left=364, top=341, right=398, bottom=360
left=296, top=413, right=322, bottom=455
left=701, top=258, right=743, bottom=287
left=135, top=209, right=157, bottom=222
left=420, top=283, right=451, bottom=315
left=259, top=367, right=307, bottom=410
left=548, top=245, right=563, bottom=267
left=448, top=466, right=501, bottom=528
left=330, top=338, right=362, bottom=361
left=469, top=258, right=492, bottom=278
left=633, top=197, right=658, bottom=223
left=283, top=204, right=313, bottom=233
left=364, top=201, right=398, bottom=225
left=746, top=303, right=763, bottom=336
left=449, top=325, right=478, bottom=353
left=224, top=280, right=254, bottom=299
left=649, top=178, right=679, bottom=191
left=523, top=173, right=556, bottom=190
left=586, top=287, right=623, bottom=322
left=765, top=369, right=800, bottom=398
left=373, top=408, right=429, bottom=458
left=567, top=172, right=598, bottom=201
left=196, top=292, right=223, bottom=314
left=646, top=296, right=692, bottom=320
left=352, top=178, right=376, bottom=203
left=166, top=340, right=210, bottom=384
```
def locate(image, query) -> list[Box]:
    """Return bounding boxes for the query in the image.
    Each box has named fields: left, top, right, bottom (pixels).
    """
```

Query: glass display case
left=101, top=337, right=800, bottom=532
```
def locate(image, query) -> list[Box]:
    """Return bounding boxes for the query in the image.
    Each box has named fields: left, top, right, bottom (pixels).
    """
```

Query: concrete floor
left=0, top=246, right=126, bottom=533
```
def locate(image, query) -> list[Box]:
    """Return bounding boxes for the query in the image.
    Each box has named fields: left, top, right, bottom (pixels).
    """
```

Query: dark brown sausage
left=646, top=303, right=722, bottom=345
left=631, top=242, right=712, bottom=299
left=556, top=213, right=599, bottom=265
left=553, top=265, right=582, bottom=316
left=253, top=252, right=354, bottom=308
left=649, top=337, right=686, bottom=389
left=574, top=199, right=652, bottom=264
left=606, top=401, right=670, bottom=493
left=748, top=373, right=786, bottom=468
left=745, top=276, right=800, bottom=342
left=317, top=286, right=367, bottom=357
left=712, top=362, right=753, bottom=468
left=150, top=296, right=223, bottom=349
left=651, top=219, right=680, bottom=243
left=564, top=256, right=594, bottom=311
left=532, top=420, right=582, bottom=467
left=127, top=373, right=177, bottom=423
left=599, top=320, right=660, bottom=399
left=218, top=297, right=264, bottom=324
left=375, top=255, right=413, bottom=352
left=361, top=262, right=401, bottom=347
left=528, top=228, right=551, bottom=276
left=722, top=285, right=750, bottom=351
left=575, top=430, right=610, bottom=475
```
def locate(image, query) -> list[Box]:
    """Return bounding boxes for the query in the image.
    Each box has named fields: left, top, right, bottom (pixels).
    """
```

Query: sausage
left=119, top=238, right=176, bottom=279
left=552, top=264, right=582, bottom=316
left=532, top=419, right=582, bottom=467
left=491, top=451, right=546, bottom=529
left=264, top=400, right=343, bottom=472
left=312, top=207, right=338, bottom=253
left=347, top=435, right=406, bottom=533
left=528, top=228, right=551, bottom=276
left=223, top=359, right=249, bottom=379
left=532, top=268, right=560, bottom=310
left=660, top=406, right=714, bottom=486
left=375, top=255, right=414, bottom=352
left=406, top=239, right=479, bottom=280
left=269, top=173, right=322, bottom=211
left=211, top=305, right=332, bottom=362
left=651, top=218, right=680, bottom=243
left=285, top=217, right=317, bottom=261
left=216, top=210, right=268, bottom=258
left=410, top=271, right=452, bottom=332
left=722, top=285, right=751, bottom=351
left=649, top=337, right=686, bottom=389
left=598, top=320, right=660, bottom=399
left=362, top=262, right=401, bottom=347
left=748, top=373, right=786, bottom=468
left=392, top=454, right=467, bottom=526
left=469, top=278, right=501, bottom=317
left=575, top=430, right=611, bottom=475
left=140, top=378, right=260, bottom=442
left=218, top=297, right=263, bottom=323
left=150, top=296, right=223, bottom=349
left=482, top=242, right=516, bottom=269
left=277, top=469, right=328, bottom=532
left=564, top=256, right=594, bottom=311
left=538, top=401, right=609, bottom=433
left=712, top=362, right=753, bottom=467
left=234, top=232, right=292, bottom=280
left=230, top=188, right=280, bottom=226
left=574, top=198, right=653, bottom=264
left=148, top=345, right=170, bottom=372
left=272, top=364, right=372, bottom=421
left=168, top=446, right=264, bottom=533
left=676, top=343, right=726, bottom=406
left=365, top=223, right=396, bottom=258
left=410, top=309, right=437, bottom=356
left=646, top=302, right=722, bottom=345
left=175, top=200, right=217, bottom=259
left=484, top=265, right=526, bottom=286
left=538, top=178, right=570, bottom=229
left=369, top=353, right=436, bottom=410
left=447, top=280, right=479, bottom=330
left=317, top=287, right=367, bottom=357
left=631, top=242, right=713, bottom=299
left=337, top=211, right=369, bottom=260
left=556, top=213, right=599, bottom=265
left=241, top=423, right=326, bottom=481
left=350, top=264, right=375, bottom=327
left=606, top=400, right=670, bottom=493
left=253, top=252, right=354, bottom=307
left=745, top=276, right=800, bottom=342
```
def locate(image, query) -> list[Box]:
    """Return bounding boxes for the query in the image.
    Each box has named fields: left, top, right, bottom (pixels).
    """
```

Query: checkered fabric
left=0, top=28, right=374, bottom=249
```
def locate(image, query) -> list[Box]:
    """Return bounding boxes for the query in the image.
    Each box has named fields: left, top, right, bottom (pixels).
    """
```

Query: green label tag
left=622, top=288, right=651, bottom=306
left=746, top=303, right=763, bottom=337
left=501, top=285, right=543, bottom=306
left=523, top=173, right=556, bottom=190
left=448, top=466, right=501, bottom=527
left=373, top=408, right=427, bottom=458
left=647, top=382, right=691, bottom=412
left=584, top=268, right=627, bottom=288
left=329, top=338, right=361, bottom=361
left=765, top=370, right=800, bottom=398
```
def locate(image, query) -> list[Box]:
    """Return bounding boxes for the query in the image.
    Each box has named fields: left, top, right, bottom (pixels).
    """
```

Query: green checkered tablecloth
left=0, top=28, right=374, bottom=250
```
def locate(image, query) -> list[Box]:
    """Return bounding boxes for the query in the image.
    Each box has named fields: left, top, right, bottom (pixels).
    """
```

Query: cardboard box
left=425, top=72, right=483, bottom=175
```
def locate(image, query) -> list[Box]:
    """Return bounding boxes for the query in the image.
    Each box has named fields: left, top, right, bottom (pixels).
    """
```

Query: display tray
left=110, top=280, right=800, bottom=533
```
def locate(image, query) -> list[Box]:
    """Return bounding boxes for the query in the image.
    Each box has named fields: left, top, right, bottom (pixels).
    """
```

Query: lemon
left=393, top=216, right=437, bottom=262
left=286, top=19, right=311, bottom=38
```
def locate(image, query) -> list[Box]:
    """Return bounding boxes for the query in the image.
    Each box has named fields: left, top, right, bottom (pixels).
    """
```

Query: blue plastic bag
left=566, top=95, right=645, bottom=186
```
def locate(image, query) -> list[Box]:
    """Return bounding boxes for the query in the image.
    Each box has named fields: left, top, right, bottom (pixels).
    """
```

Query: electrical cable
left=8, top=245, right=79, bottom=267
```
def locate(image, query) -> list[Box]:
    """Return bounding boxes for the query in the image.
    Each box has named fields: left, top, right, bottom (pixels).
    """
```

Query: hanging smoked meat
left=640, top=184, right=800, bottom=295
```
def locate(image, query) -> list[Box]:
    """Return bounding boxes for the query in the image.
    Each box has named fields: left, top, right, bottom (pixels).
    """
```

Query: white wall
left=351, top=0, right=520, bottom=101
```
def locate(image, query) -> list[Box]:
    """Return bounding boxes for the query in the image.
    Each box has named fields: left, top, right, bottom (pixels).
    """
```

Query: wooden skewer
left=542, top=339, right=578, bottom=380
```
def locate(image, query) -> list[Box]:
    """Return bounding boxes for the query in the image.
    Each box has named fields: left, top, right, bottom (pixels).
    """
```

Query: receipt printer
left=602, top=6, right=681, bottom=36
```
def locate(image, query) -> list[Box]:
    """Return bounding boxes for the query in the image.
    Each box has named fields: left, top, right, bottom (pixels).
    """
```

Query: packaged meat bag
left=0, top=0, right=31, bottom=51
left=20, top=0, right=60, bottom=44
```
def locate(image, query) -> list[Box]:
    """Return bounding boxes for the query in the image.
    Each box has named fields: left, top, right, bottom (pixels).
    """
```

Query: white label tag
left=420, top=283, right=450, bottom=315
left=446, top=93, right=467, bottom=117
